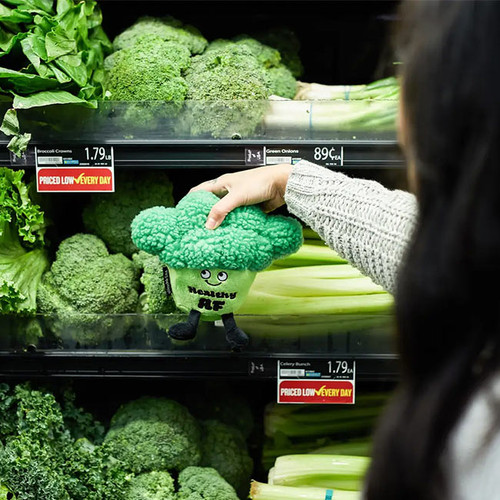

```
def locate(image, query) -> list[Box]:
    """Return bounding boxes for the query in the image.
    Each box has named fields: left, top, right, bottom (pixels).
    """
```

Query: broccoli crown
left=36, top=234, right=140, bottom=346
left=184, top=45, right=270, bottom=138
left=125, top=471, right=175, bottom=500
left=183, top=384, right=254, bottom=439
left=177, top=467, right=239, bottom=500
left=199, top=420, right=253, bottom=497
left=83, top=170, right=175, bottom=256
left=103, top=397, right=201, bottom=474
left=132, top=251, right=177, bottom=314
left=265, top=65, right=298, bottom=99
left=104, top=36, right=190, bottom=103
left=131, top=190, right=303, bottom=272
left=113, top=16, right=208, bottom=55
left=37, top=234, right=140, bottom=315
left=232, top=35, right=282, bottom=68
left=254, top=27, right=304, bottom=77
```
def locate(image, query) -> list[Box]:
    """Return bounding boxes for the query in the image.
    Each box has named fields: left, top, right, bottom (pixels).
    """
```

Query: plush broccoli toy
left=131, top=190, right=303, bottom=350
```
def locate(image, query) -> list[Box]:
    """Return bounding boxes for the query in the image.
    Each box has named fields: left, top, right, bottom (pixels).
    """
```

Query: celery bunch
left=251, top=481, right=361, bottom=500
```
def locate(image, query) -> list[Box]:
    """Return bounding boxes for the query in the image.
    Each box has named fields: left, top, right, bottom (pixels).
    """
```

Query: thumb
left=205, top=191, right=243, bottom=230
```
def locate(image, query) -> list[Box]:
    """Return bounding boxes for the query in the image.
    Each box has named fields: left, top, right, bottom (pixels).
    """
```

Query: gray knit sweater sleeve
left=284, top=160, right=418, bottom=294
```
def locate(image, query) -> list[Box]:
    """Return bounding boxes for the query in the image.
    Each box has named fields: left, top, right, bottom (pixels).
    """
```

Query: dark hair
left=364, top=1, right=500, bottom=499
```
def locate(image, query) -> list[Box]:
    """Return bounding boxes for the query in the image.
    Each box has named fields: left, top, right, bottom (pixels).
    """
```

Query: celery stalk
left=250, top=481, right=361, bottom=500
left=271, top=244, right=346, bottom=268
left=239, top=292, right=394, bottom=316
left=270, top=455, right=369, bottom=490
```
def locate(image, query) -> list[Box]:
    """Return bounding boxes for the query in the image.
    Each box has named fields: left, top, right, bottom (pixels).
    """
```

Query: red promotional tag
left=35, top=146, right=114, bottom=193
left=37, top=167, right=114, bottom=192
left=277, top=360, right=356, bottom=404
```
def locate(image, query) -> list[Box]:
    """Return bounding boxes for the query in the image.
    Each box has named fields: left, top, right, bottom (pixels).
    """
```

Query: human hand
left=189, top=164, right=293, bottom=229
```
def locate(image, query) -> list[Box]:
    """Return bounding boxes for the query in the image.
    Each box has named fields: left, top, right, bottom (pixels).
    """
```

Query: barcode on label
left=267, top=156, right=292, bottom=165
left=280, top=369, right=305, bottom=377
left=38, top=156, right=63, bottom=165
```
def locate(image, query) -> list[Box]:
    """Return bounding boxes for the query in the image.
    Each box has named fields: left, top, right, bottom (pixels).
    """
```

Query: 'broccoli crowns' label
left=169, top=267, right=257, bottom=320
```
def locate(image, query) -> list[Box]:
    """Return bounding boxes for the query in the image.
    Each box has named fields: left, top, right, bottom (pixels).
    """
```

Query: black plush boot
left=168, top=310, right=201, bottom=341
left=222, top=313, right=249, bottom=351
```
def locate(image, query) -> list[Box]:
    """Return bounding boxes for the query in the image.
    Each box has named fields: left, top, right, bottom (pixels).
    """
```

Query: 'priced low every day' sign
left=277, top=359, right=356, bottom=404
left=35, top=146, right=114, bottom=192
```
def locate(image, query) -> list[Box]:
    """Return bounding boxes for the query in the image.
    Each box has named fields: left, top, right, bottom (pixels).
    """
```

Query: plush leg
left=222, top=313, right=249, bottom=351
left=168, top=309, right=201, bottom=341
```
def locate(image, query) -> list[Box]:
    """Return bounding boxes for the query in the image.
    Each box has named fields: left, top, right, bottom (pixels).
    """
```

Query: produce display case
left=0, top=1, right=404, bottom=497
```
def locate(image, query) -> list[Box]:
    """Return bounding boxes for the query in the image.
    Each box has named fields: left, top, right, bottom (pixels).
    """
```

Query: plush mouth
left=205, top=280, right=221, bottom=287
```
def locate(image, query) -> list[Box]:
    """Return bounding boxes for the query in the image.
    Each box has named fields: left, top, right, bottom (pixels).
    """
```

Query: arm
left=285, top=160, right=418, bottom=293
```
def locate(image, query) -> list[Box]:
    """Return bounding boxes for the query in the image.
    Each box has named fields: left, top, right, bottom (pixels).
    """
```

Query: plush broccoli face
left=169, top=267, right=257, bottom=320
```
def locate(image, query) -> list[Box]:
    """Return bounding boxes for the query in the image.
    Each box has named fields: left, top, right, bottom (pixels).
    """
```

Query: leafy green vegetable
left=250, top=481, right=360, bottom=500
left=0, top=167, right=48, bottom=314
left=0, top=0, right=111, bottom=154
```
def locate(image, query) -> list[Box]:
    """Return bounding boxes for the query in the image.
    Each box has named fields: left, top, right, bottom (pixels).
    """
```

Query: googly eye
left=200, top=269, right=211, bottom=279
left=217, top=271, right=228, bottom=282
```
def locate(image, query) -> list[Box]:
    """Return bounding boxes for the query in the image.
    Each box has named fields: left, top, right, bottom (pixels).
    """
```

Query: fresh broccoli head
left=83, top=170, right=174, bottom=256
left=132, top=251, right=177, bottom=314
left=254, top=27, right=304, bottom=78
left=177, top=467, right=239, bottom=500
left=264, top=65, right=298, bottom=99
left=204, top=37, right=297, bottom=99
left=131, top=190, right=303, bottom=272
left=103, top=35, right=191, bottom=128
left=183, top=382, right=254, bottom=439
left=125, top=471, right=175, bottom=500
left=113, top=16, right=208, bottom=55
left=199, top=420, right=253, bottom=498
left=184, top=45, right=270, bottom=138
left=103, top=397, right=201, bottom=474
left=36, top=234, right=140, bottom=346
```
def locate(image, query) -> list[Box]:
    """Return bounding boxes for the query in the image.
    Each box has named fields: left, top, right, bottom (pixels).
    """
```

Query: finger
left=205, top=191, right=246, bottom=230
left=190, top=178, right=228, bottom=197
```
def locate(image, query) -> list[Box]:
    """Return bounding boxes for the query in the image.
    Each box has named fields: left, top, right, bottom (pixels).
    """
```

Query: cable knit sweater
left=284, top=159, right=498, bottom=500
left=284, top=159, right=418, bottom=294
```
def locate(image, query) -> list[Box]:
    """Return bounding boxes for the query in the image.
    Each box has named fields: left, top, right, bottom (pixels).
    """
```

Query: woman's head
left=365, top=2, right=500, bottom=499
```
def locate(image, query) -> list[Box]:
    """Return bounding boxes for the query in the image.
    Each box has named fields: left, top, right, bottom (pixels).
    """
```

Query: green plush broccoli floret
left=103, top=397, right=201, bottom=474
left=184, top=44, right=270, bottom=138
left=113, top=16, right=208, bottom=55
left=177, top=467, right=239, bottom=500
left=36, top=234, right=140, bottom=346
left=132, top=251, right=177, bottom=314
left=125, top=471, right=175, bottom=500
left=199, top=420, right=253, bottom=498
left=131, top=190, right=303, bottom=272
left=83, top=170, right=174, bottom=256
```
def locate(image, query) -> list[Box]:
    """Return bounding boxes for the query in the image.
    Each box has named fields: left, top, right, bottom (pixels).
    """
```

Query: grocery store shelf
left=1, top=139, right=404, bottom=170
left=0, top=350, right=399, bottom=381
left=0, top=313, right=398, bottom=380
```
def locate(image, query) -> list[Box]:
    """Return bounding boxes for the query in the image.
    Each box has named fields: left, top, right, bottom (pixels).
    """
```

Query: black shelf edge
left=0, top=351, right=400, bottom=381
left=1, top=140, right=405, bottom=170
